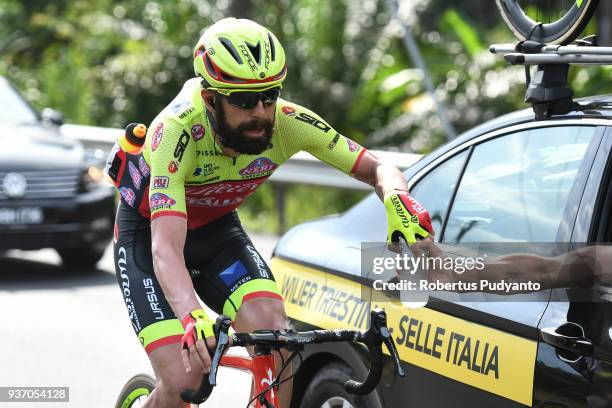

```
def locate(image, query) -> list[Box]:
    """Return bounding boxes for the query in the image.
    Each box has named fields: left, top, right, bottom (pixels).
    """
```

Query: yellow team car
left=272, top=97, right=612, bottom=407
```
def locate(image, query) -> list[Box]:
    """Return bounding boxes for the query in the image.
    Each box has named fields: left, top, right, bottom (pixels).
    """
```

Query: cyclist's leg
left=189, top=219, right=290, bottom=408
left=113, top=203, right=201, bottom=408
left=234, top=296, right=291, bottom=408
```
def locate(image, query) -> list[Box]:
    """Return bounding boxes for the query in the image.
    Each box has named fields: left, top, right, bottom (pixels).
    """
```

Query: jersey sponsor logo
left=128, top=161, right=142, bottom=189
left=247, top=245, right=270, bottom=278
left=187, top=196, right=245, bottom=208
left=192, top=163, right=220, bottom=178
left=191, top=124, right=205, bottom=141
left=118, top=246, right=141, bottom=332
left=142, top=278, right=164, bottom=320
left=178, top=106, right=195, bottom=119
left=188, top=180, right=263, bottom=196
left=170, top=99, right=190, bottom=114
left=151, top=123, right=164, bottom=152
left=281, top=106, right=296, bottom=116
left=119, top=186, right=136, bottom=207
left=152, top=176, right=169, bottom=189
left=174, top=130, right=190, bottom=162
left=196, top=150, right=223, bottom=157
left=168, top=160, right=179, bottom=174
left=327, top=133, right=340, bottom=150
left=347, top=139, right=361, bottom=153
left=138, top=156, right=150, bottom=177
left=201, top=176, right=220, bottom=183
left=186, top=179, right=265, bottom=208
left=239, top=157, right=278, bottom=179
left=150, top=192, right=176, bottom=211
left=219, top=260, right=250, bottom=287
left=295, top=113, right=331, bottom=133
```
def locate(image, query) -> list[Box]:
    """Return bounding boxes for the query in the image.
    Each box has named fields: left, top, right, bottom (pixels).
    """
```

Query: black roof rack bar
left=490, top=38, right=611, bottom=120
left=491, top=43, right=612, bottom=55
left=503, top=53, right=612, bottom=65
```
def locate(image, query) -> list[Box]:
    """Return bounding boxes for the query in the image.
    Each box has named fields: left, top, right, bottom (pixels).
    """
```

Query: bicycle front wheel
left=115, top=374, right=156, bottom=408
left=496, top=0, right=599, bottom=44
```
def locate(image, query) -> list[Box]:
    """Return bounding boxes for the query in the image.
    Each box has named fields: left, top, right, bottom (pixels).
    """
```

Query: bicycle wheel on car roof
left=496, top=0, right=599, bottom=44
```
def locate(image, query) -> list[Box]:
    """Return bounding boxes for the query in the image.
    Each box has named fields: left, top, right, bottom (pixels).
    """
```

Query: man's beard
left=216, top=101, right=274, bottom=155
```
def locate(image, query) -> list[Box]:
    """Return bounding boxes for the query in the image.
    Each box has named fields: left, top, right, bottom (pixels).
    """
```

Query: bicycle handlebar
left=180, top=309, right=405, bottom=404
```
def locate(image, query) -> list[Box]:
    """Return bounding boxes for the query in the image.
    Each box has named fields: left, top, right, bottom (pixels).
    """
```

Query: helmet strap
left=206, top=105, right=231, bottom=148
left=206, top=108, right=221, bottom=136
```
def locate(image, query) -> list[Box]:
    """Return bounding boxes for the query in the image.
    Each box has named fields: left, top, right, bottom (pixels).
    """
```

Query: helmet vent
left=204, top=55, right=217, bottom=79
left=247, top=42, right=261, bottom=64
left=220, top=71, right=245, bottom=83
left=218, top=37, right=243, bottom=65
left=267, top=33, right=276, bottom=61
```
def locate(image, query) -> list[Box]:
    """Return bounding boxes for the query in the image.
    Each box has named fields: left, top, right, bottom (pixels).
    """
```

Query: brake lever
left=208, top=315, right=232, bottom=385
left=371, top=309, right=405, bottom=377
left=181, top=315, right=232, bottom=404
left=383, top=336, right=405, bottom=377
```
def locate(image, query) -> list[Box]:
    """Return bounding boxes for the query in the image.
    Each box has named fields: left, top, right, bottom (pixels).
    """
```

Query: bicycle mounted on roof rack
left=490, top=36, right=612, bottom=120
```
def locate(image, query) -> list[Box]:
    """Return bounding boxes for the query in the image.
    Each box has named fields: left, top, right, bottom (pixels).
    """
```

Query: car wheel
left=57, top=246, right=105, bottom=269
left=300, top=362, right=367, bottom=408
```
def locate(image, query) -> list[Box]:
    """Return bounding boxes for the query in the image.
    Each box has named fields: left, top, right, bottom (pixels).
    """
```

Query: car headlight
left=80, top=165, right=110, bottom=192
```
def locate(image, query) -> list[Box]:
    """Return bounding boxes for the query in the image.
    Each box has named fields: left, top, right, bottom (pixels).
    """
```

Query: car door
left=534, top=124, right=612, bottom=408
left=379, top=122, right=603, bottom=408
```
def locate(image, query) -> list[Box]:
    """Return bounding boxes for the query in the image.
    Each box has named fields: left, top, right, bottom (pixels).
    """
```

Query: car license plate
left=0, top=207, right=44, bottom=225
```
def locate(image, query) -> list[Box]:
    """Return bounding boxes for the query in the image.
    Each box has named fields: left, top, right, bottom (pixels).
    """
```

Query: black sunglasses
left=223, top=88, right=281, bottom=110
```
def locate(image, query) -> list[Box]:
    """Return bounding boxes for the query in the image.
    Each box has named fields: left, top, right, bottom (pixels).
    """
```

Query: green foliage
left=2, top=0, right=611, bottom=233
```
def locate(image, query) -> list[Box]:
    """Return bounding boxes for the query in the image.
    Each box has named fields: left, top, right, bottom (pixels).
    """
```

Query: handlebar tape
left=180, top=373, right=214, bottom=404
left=312, top=330, right=359, bottom=343
left=344, top=345, right=383, bottom=396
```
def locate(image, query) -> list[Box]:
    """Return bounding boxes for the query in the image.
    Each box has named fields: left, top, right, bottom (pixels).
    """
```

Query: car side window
left=443, top=126, right=598, bottom=243
left=409, top=151, right=468, bottom=239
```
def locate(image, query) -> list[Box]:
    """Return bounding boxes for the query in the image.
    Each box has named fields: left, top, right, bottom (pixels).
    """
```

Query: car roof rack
left=490, top=36, right=612, bottom=120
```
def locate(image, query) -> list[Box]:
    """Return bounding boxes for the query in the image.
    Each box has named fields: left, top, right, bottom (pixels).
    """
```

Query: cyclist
left=111, top=17, right=433, bottom=408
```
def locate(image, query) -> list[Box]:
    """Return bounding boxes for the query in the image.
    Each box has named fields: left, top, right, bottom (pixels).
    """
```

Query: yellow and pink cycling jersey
left=120, top=78, right=366, bottom=229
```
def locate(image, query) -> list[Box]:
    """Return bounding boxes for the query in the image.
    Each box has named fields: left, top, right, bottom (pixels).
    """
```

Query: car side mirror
left=41, top=107, right=64, bottom=126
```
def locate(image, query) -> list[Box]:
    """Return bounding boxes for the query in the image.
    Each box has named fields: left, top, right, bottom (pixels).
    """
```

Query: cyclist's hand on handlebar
left=384, top=190, right=433, bottom=248
left=181, top=309, right=217, bottom=374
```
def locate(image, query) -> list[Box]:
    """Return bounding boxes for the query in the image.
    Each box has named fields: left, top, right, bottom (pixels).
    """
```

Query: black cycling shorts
left=113, top=203, right=282, bottom=354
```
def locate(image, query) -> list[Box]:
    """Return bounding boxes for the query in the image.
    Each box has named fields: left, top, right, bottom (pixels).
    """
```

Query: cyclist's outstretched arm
left=353, top=152, right=434, bottom=244
left=275, top=102, right=434, bottom=243
left=351, top=151, right=407, bottom=199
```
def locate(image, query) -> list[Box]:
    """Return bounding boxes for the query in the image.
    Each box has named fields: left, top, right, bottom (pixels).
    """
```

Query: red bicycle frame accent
left=220, top=353, right=279, bottom=408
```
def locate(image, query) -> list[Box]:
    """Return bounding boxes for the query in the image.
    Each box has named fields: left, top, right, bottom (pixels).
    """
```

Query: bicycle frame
left=219, top=352, right=279, bottom=408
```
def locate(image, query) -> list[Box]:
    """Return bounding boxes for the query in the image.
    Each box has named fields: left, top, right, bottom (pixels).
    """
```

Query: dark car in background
left=272, top=96, right=612, bottom=407
left=0, top=75, right=115, bottom=268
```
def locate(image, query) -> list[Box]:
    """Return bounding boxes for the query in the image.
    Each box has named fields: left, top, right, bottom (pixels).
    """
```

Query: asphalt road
left=0, top=232, right=279, bottom=407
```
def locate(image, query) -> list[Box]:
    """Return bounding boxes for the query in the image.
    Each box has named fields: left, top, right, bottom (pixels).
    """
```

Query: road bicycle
left=496, top=0, right=599, bottom=45
left=116, top=309, right=404, bottom=408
